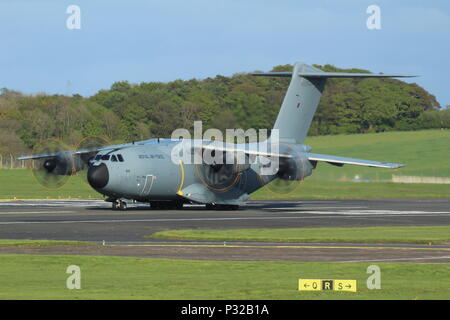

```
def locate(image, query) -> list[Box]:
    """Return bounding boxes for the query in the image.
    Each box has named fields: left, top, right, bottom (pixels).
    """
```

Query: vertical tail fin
left=253, top=62, right=416, bottom=144
left=272, top=63, right=326, bottom=143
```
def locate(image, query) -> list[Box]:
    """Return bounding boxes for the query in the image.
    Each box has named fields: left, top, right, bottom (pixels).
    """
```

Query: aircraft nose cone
left=87, top=163, right=109, bottom=189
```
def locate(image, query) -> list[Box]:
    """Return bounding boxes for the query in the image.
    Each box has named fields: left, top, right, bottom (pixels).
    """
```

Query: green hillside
left=0, top=63, right=446, bottom=157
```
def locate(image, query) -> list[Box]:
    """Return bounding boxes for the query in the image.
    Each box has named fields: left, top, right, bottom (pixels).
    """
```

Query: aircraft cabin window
left=101, top=155, right=110, bottom=161
left=117, top=154, right=124, bottom=162
left=111, top=155, right=118, bottom=162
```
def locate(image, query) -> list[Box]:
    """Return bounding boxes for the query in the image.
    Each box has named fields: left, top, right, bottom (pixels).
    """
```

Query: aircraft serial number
left=138, top=154, right=164, bottom=159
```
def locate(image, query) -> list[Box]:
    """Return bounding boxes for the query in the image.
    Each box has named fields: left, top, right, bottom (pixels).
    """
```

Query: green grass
left=0, top=254, right=448, bottom=299
left=148, top=226, right=450, bottom=244
left=303, top=129, right=450, bottom=181
left=253, top=180, right=450, bottom=199
left=252, top=129, right=450, bottom=199
left=0, top=239, right=92, bottom=247
left=0, top=169, right=101, bottom=200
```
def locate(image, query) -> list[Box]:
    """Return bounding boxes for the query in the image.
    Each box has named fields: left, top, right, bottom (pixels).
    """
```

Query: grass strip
left=148, top=226, right=450, bottom=245
left=0, top=239, right=93, bottom=247
left=0, top=254, right=449, bottom=299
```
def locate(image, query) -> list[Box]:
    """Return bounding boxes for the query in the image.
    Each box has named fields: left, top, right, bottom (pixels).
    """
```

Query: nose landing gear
left=112, top=200, right=127, bottom=210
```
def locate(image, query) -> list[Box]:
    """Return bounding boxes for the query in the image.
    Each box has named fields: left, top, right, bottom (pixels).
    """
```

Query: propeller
left=264, top=145, right=305, bottom=196
left=32, top=139, right=74, bottom=189
left=265, top=177, right=301, bottom=195
left=195, top=149, right=241, bottom=192
left=75, top=135, right=111, bottom=185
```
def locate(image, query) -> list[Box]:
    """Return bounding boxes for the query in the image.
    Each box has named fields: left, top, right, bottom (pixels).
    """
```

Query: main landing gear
left=205, top=203, right=239, bottom=211
left=150, top=200, right=184, bottom=210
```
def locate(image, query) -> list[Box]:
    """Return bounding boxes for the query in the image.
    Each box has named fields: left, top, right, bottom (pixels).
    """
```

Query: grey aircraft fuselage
left=88, top=138, right=282, bottom=206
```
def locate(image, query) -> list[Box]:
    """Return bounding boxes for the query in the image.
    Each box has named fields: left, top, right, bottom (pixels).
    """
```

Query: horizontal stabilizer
left=252, top=72, right=417, bottom=79
left=307, top=153, right=404, bottom=169
left=254, top=62, right=418, bottom=144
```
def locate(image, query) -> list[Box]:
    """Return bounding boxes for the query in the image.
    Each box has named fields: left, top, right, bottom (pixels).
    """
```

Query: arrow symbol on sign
left=346, top=284, right=352, bottom=289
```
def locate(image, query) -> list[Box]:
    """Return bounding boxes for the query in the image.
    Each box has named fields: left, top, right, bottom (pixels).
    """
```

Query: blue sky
left=1, top=0, right=449, bottom=106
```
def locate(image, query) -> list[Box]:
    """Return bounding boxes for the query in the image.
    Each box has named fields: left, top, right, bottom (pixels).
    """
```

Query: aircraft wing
left=18, top=151, right=73, bottom=161
left=198, top=141, right=293, bottom=158
left=307, top=153, right=404, bottom=169
left=197, top=143, right=404, bottom=168
left=17, top=143, right=134, bottom=160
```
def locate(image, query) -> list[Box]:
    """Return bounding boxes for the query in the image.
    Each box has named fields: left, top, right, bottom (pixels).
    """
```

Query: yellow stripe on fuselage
left=177, top=160, right=185, bottom=196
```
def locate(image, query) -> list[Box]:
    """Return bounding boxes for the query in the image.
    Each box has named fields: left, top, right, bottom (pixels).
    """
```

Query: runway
left=1, top=199, right=450, bottom=263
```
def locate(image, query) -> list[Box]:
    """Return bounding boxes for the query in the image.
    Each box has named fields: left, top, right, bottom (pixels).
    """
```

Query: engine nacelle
left=39, top=152, right=92, bottom=176
left=276, top=145, right=314, bottom=181
left=39, top=154, right=74, bottom=176
left=197, top=150, right=252, bottom=191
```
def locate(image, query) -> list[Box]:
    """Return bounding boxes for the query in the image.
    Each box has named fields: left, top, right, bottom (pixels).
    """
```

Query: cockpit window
left=117, top=154, right=124, bottom=162
left=95, top=155, right=101, bottom=161
left=111, top=155, right=118, bottom=162
left=101, top=155, right=110, bottom=161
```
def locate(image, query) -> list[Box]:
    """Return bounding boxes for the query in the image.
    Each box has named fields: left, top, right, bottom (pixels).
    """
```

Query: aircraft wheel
left=174, top=201, right=184, bottom=210
left=118, top=201, right=127, bottom=210
left=205, top=204, right=239, bottom=211
left=113, top=200, right=127, bottom=210
left=151, top=201, right=183, bottom=210
left=222, top=204, right=239, bottom=211
left=150, top=201, right=160, bottom=209
left=151, top=201, right=165, bottom=209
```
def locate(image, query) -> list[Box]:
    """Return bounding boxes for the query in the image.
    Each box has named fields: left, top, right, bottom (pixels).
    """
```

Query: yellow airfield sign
left=298, top=279, right=357, bottom=292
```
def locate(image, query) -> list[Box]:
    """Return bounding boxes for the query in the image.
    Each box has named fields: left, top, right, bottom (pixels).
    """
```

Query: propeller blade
left=31, top=138, right=73, bottom=190
left=195, top=149, right=240, bottom=192
left=265, top=178, right=301, bottom=195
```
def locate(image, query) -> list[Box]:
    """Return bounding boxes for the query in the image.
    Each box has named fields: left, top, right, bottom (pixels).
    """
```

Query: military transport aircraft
left=18, top=62, right=415, bottom=210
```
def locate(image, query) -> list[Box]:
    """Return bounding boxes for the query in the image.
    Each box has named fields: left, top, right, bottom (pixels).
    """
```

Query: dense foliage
left=0, top=64, right=446, bottom=155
